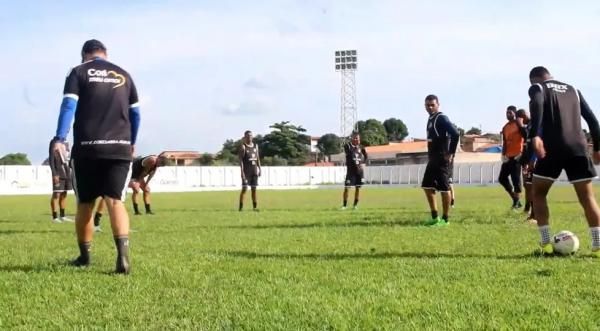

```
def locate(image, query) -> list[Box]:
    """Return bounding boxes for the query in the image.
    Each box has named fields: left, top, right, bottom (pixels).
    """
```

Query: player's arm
left=53, top=69, right=79, bottom=148
left=129, top=78, right=140, bottom=156
left=238, top=145, right=245, bottom=179
left=528, top=84, right=545, bottom=158
left=256, top=145, right=262, bottom=176
left=579, top=90, right=600, bottom=151
left=438, top=115, right=459, bottom=157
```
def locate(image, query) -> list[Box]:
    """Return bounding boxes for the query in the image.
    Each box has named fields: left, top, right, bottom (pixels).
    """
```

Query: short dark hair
left=244, top=130, right=252, bottom=136
left=425, top=94, right=438, bottom=103
left=516, top=108, right=528, bottom=117
left=81, top=39, right=106, bottom=55
left=351, top=131, right=360, bottom=138
left=507, top=105, right=517, bottom=112
left=529, top=66, right=550, bottom=79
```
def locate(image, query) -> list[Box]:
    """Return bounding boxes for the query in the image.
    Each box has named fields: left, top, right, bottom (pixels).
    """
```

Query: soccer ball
left=552, top=231, right=579, bottom=255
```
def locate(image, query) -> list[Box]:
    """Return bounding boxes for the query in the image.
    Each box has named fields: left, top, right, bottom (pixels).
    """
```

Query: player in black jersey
left=48, top=139, right=73, bottom=223
left=421, top=95, right=459, bottom=226
left=239, top=130, right=261, bottom=211
left=51, top=39, right=140, bottom=274
left=341, top=132, right=368, bottom=210
left=527, top=66, right=600, bottom=256
left=516, top=109, right=536, bottom=223
left=129, top=155, right=167, bottom=215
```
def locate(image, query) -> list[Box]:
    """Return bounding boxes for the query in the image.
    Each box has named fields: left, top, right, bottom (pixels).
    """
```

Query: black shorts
left=345, top=170, right=365, bottom=187
left=533, top=155, right=597, bottom=183
left=242, top=174, right=259, bottom=188
left=71, top=158, right=132, bottom=203
left=421, top=159, right=450, bottom=192
left=52, top=177, right=72, bottom=192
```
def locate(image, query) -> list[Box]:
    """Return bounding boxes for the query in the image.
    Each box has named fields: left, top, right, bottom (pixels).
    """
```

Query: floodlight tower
left=335, top=50, right=358, bottom=138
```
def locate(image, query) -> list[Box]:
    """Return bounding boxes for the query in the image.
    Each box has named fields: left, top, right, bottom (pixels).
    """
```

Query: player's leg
left=141, top=183, right=153, bottom=214
left=239, top=186, right=247, bottom=211
left=449, top=184, right=455, bottom=208
left=566, top=156, right=600, bottom=255
left=73, top=202, right=95, bottom=266
left=437, top=161, right=451, bottom=225
left=130, top=181, right=141, bottom=215
left=421, top=162, right=439, bottom=224
left=532, top=177, right=554, bottom=252
left=353, top=186, right=361, bottom=210
left=50, top=191, right=61, bottom=223
left=70, top=158, right=98, bottom=266
left=103, top=159, right=133, bottom=274
left=509, top=160, right=522, bottom=208
left=94, top=198, right=105, bottom=232
left=498, top=161, right=515, bottom=206
left=58, top=190, right=73, bottom=222
left=250, top=175, right=259, bottom=211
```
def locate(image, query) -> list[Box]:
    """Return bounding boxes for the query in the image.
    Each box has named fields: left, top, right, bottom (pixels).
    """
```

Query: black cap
left=81, top=39, right=106, bottom=54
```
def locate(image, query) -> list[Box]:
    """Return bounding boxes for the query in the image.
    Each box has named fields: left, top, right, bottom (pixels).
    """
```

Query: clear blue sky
left=2, top=0, right=600, bottom=163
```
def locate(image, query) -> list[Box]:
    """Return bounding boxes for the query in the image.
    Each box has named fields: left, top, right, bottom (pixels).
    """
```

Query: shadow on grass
left=0, top=219, right=20, bottom=224
left=214, top=250, right=553, bottom=261
left=0, top=229, right=64, bottom=236
left=193, top=218, right=423, bottom=230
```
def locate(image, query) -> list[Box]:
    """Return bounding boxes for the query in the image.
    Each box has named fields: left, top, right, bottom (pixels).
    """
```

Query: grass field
left=1, top=185, right=600, bottom=330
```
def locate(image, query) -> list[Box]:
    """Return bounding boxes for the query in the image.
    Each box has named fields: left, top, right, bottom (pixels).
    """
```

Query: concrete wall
left=0, top=163, right=585, bottom=195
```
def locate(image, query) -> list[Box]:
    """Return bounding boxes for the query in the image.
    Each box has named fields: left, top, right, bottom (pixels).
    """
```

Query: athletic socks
left=343, top=200, right=348, bottom=207
left=145, top=203, right=152, bottom=214
left=590, top=227, right=600, bottom=250
left=72, top=241, right=91, bottom=266
left=93, top=212, right=102, bottom=226
left=114, top=236, right=130, bottom=274
left=538, top=225, right=551, bottom=245
left=133, top=203, right=140, bottom=215
left=252, top=201, right=257, bottom=209
left=353, top=199, right=358, bottom=207
left=431, top=210, right=438, bottom=219
left=239, top=202, right=243, bottom=211
left=451, top=198, right=455, bottom=207
left=442, top=215, right=449, bottom=223
left=59, top=208, right=65, bottom=218
left=52, top=211, right=58, bottom=220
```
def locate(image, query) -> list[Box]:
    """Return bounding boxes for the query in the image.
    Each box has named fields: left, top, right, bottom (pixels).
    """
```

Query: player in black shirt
left=51, top=39, right=140, bottom=274
left=129, top=155, right=167, bottom=215
left=341, top=132, right=368, bottom=210
left=527, top=66, right=600, bottom=256
left=421, top=95, right=459, bottom=226
left=239, top=130, right=261, bottom=211
left=48, top=139, right=73, bottom=223
left=516, top=109, right=536, bottom=223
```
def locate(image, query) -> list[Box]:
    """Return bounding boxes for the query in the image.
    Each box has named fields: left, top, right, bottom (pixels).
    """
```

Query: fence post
left=468, top=165, right=473, bottom=184
left=457, top=165, right=461, bottom=184
left=479, top=164, right=483, bottom=184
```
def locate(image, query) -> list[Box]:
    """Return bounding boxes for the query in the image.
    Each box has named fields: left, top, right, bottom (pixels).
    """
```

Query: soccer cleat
left=60, top=216, right=74, bottom=223
left=70, top=255, right=90, bottom=267
left=52, top=218, right=62, bottom=224
left=424, top=217, right=441, bottom=226
left=145, top=211, right=154, bottom=215
left=134, top=211, right=142, bottom=215
left=94, top=226, right=102, bottom=233
left=339, top=206, right=347, bottom=211
left=429, top=219, right=449, bottom=227
left=451, top=199, right=455, bottom=208
left=352, top=205, right=358, bottom=211
left=115, top=255, right=130, bottom=275
left=539, top=242, right=554, bottom=256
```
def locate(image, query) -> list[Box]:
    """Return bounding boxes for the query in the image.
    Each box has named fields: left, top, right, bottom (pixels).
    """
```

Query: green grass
left=2, top=185, right=600, bottom=330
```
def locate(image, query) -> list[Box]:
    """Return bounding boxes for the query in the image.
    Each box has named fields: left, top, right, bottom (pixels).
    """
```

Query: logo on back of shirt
left=546, top=82, right=568, bottom=93
left=87, top=69, right=126, bottom=88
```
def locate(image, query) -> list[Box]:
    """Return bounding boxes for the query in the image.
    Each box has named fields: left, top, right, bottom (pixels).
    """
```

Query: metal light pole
left=335, top=50, right=358, bottom=138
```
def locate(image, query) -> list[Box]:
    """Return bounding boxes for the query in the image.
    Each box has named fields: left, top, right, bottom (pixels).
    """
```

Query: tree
left=199, top=153, right=214, bottom=166
left=0, top=153, right=31, bottom=165
left=316, top=134, right=342, bottom=159
left=215, top=139, right=241, bottom=165
left=466, top=127, right=482, bottom=135
left=356, top=119, right=388, bottom=146
left=259, top=121, right=310, bottom=165
left=383, top=118, right=409, bottom=142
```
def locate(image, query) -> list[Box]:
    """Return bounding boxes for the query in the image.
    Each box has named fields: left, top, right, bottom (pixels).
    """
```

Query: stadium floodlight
left=334, top=49, right=358, bottom=138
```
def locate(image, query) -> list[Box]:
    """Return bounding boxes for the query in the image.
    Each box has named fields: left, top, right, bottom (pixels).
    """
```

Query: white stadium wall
left=0, top=163, right=581, bottom=195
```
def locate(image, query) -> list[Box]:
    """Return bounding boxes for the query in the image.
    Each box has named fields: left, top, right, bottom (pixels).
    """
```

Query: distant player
left=48, top=138, right=73, bottom=223
left=93, top=198, right=106, bottom=232
left=422, top=95, right=460, bottom=226
left=499, top=106, right=525, bottom=209
left=341, top=132, right=368, bottom=210
left=238, top=130, right=261, bottom=211
left=129, top=155, right=166, bottom=215
left=516, top=108, right=536, bottom=223
left=52, top=39, right=140, bottom=274
left=527, top=66, right=600, bottom=256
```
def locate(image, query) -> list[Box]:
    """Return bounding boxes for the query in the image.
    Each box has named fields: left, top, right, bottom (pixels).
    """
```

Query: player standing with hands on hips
left=239, top=130, right=261, bottom=212
left=48, top=138, right=73, bottom=223
left=52, top=39, right=140, bottom=274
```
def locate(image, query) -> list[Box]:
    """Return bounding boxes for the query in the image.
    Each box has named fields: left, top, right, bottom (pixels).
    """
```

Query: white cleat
left=94, top=226, right=102, bottom=233
left=52, top=218, right=62, bottom=224
left=60, top=216, right=74, bottom=223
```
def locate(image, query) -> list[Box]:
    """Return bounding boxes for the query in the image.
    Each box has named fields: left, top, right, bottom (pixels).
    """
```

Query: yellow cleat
left=540, top=243, right=554, bottom=255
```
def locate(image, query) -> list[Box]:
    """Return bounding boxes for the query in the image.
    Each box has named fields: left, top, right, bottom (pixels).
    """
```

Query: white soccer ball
left=552, top=231, right=579, bottom=255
